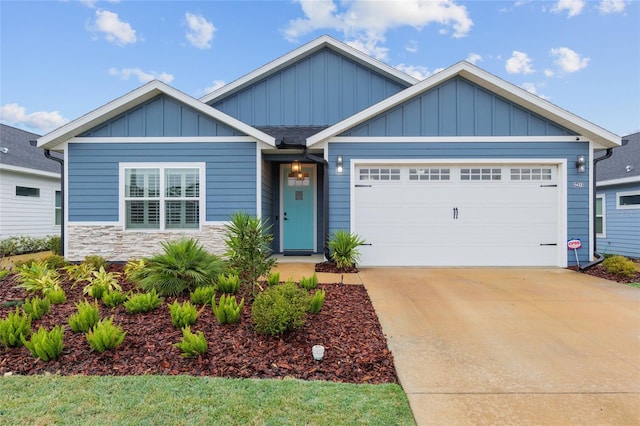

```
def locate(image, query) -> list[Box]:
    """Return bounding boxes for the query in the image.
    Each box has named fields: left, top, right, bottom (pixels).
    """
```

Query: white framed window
left=596, top=194, right=605, bottom=238
left=409, top=168, right=451, bottom=181
left=121, top=163, right=204, bottom=230
left=16, top=186, right=40, bottom=197
left=617, top=191, right=640, bottom=210
left=55, top=191, right=62, bottom=226
left=358, top=168, right=401, bottom=182
left=460, top=168, right=501, bottom=181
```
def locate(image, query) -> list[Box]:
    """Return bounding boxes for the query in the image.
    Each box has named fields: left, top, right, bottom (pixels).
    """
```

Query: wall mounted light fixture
left=336, top=155, right=343, bottom=174
left=291, top=160, right=301, bottom=173
left=576, top=155, right=586, bottom=173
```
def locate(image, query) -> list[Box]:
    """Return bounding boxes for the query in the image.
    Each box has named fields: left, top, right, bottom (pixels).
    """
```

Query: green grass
left=628, top=282, right=640, bottom=288
left=0, top=375, right=414, bottom=425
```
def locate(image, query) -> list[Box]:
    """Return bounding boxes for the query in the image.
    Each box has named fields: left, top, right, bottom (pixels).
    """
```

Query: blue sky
left=1, top=0, right=639, bottom=137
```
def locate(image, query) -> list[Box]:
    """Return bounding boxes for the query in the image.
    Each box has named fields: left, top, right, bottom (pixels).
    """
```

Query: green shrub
left=42, top=254, right=68, bottom=270
left=86, top=317, right=126, bottom=352
left=267, top=272, right=280, bottom=287
left=328, top=230, right=365, bottom=269
left=63, top=263, right=96, bottom=287
left=102, top=289, right=127, bottom=308
left=217, top=273, right=240, bottom=294
left=251, top=283, right=309, bottom=335
left=168, top=301, right=200, bottom=329
left=224, top=212, right=277, bottom=295
left=22, top=296, right=51, bottom=320
left=0, top=307, right=31, bottom=347
left=189, top=285, right=216, bottom=305
left=308, top=289, right=326, bottom=314
left=84, top=255, right=108, bottom=270
left=133, top=238, right=225, bottom=296
left=16, top=261, right=62, bottom=295
left=45, top=288, right=67, bottom=304
left=0, top=236, right=50, bottom=256
left=603, top=255, right=638, bottom=278
left=124, top=291, right=163, bottom=313
left=0, top=269, right=11, bottom=280
left=83, top=266, right=122, bottom=299
left=299, top=273, right=319, bottom=290
left=68, top=300, right=101, bottom=333
left=48, top=235, right=62, bottom=255
left=21, top=325, right=64, bottom=361
left=124, top=259, right=146, bottom=282
left=174, top=326, right=207, bottom=357
left=212, top=294, right=244, bottom=325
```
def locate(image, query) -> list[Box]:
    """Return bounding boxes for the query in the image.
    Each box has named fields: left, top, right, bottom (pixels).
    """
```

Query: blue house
left=37, top=35, right=621, bottom=267
left=596, top=132, right=639, bottom=258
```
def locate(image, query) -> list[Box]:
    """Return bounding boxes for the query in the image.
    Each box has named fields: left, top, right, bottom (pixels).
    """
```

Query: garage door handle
left=540, top=243, right=557, bottom=246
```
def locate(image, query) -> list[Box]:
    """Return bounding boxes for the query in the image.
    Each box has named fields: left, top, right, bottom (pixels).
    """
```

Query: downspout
left=579, top=147, right=613, bottom=272
left=45, top=149, right=65, bottom=257
left=303, top=150, right=330, bottom=260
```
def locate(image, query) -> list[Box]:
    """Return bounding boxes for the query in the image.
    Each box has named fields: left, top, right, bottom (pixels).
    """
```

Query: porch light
left=576, top=155, right=586, bottom=173
left=291, top=160, right=301, bottom=173
left=336, top=155, right=343, bottom=174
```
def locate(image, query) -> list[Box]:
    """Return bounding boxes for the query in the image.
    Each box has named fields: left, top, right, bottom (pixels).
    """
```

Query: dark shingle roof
left=596, top=132, right=640, bottom=182
left=0, top=124, right=62, bottom=174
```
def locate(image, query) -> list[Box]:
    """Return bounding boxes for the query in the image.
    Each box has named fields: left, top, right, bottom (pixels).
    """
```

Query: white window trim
left=54, top=190, right=62, bottom=227
left=616, top=190, right=640, bottom=210
left=596, top=193, right=605, bottom=238
left=118, top=162, right=206, bottom=231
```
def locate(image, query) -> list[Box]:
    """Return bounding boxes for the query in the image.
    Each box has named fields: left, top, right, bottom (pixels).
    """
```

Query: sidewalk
left=271, top=261, right=363, bottom=285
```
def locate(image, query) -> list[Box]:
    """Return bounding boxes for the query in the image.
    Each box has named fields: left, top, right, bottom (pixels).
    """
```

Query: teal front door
left=281, top=164, right=315, bottom=252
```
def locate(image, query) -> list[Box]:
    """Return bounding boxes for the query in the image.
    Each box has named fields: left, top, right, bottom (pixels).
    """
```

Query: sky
left=1, top=0, right=639, bottom=138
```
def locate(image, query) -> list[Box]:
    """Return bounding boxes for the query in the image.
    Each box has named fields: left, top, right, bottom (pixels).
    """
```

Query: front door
left=281, top=164, right=316, bottom=252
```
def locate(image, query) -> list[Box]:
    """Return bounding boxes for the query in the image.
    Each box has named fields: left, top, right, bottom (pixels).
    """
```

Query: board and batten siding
left=328, top=141, right=591, bottom=265
left=67, top=142, right=257, bottom=223
left=342, top=77, right=576, bottom=138
left=211, top=48, right=408, bottom=127
left=81, top=95, right=241, bottom=138
left=597, top=183, right=640, bottom=258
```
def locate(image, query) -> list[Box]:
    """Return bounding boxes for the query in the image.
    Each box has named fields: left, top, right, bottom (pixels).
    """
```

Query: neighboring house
left=596, top=132, right=640, bottom=258
left=36, top=35, right=621, bottom=266
left=0, top=124, right=62, bottom=239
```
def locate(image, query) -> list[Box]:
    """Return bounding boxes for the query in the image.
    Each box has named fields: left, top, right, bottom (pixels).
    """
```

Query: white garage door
left=354, top=164, right=560, bottom=267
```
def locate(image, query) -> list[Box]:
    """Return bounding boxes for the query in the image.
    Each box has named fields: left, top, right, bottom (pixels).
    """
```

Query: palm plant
left=328, top=230, right=365, bottom=270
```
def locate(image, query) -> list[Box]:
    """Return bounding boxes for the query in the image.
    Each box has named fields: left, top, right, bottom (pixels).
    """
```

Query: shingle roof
left=0, top=124, right=62, bottom=174
left=596, top=132, right=640, bottom=182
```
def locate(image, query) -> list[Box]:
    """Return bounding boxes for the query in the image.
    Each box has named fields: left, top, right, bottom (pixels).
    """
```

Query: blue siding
left=211, top=48, right=409, bottom=126
left=81, top=95, right=241, bottom=137
left=597, top=183, right=640, bottom=258
left=261, top=159, right=274, bottom=230
left=328, top=141, right=591, bottom=265
left=68, top=142, right=256, bottom=222
left=342, top=77, right=577, bottom=137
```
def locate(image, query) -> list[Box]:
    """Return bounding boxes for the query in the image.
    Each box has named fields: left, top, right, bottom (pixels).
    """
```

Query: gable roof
left=307, top=61, right=621, bottom=149
left=37, top=80, right=276, bottom=150
left=0, top=124, right=61, bottom=176
left=596, top=131, right=640, bottom=184
left=199, top=35, right=419, bottom=105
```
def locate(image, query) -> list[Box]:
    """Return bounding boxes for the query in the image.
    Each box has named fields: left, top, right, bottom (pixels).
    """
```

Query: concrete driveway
left=359, top=268, right=640, bottom=425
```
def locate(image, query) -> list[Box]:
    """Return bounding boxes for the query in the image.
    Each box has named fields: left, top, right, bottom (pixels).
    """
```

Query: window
left=409, top=168, right=450, bottom=181
left=617, top=191, right=640, bottom=209
left=596, top=195, right=605, bottom=237
left=16, top=186, right=40, bottom=197
left=55, top=191, right=62, bottom=226
left=123, top=164, right=202, bottom=230
left=510, top=168, right=553, bottom=181
left=358, top=168, right=401, bottom=181
left=460, top=168, right=501, bottom=181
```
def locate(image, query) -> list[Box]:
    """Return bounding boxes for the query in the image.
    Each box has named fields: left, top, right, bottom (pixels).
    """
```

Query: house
left=596, top=132, right=639, bottom=258
left=36, top=35, right=621, bottom=267
left=0, top=124, right=62, bottom=240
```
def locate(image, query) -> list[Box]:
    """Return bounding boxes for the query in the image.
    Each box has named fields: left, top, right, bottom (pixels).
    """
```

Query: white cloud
left=0, top=103, right=68, bottom=133
left=204, top=80, right=226, bottom=94
left=405, top=40, right=418, bottom=53
left=550, top=47, right=589, bottom=73
left=80, top=0, right=121, bottom=8
left=522, top=83, right=550, bottom=100
left=394, top=64, right=436, bottom=80
left=284, top=0, right=472, bottom=61
left=88, top=9, right=137, bottom=46
left=544, top=69, right=555, bottom=77
left=505, top=51, right=534, bottom=74
left=598, top=0, right=627, bottom=14
left=466, top=53, right=482, bottom=64
left=185, top=12, right=215, bottom=49
left=550, top=0, right=585, bottom=17
left=108, top=67, right=174, bottom=84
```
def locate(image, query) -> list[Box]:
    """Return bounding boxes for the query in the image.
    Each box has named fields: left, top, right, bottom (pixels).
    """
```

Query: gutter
left=303, top=150, right=330, bottom=260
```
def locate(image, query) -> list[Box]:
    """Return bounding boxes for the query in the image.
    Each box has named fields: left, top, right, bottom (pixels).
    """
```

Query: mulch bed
left=0, top=265, right=397, bottom=384
left=569, top=261, right=640, bottom=285
left=314, top=261, right=358, bottom=274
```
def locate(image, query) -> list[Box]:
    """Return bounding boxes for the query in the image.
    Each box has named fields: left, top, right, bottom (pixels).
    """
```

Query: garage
left=353, top=163, right=562, bottom=267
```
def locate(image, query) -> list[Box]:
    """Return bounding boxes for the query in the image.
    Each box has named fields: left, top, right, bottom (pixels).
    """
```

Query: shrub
left=308, top=289, right=326, bottom=314
left=68, top=300, right=101, bottom=333
left=168, top=301, right=200, bottom=329
left=48, top=235, right=62, bottom=256
left=86, top=317, right=126, bottom=352
left=133, top=238, right=225, bottom=296
left=16, top=261, right=62, bottom=295
left=299, top=273, right=318, bottom=290
left=0, top=269, right=11, bottom=280
left=22, top=296, right=51, bottom=320
left=102, top=289, right=127, bottom=308
left=0, top=307, right=31, bottom=347
left=328, top=230, right=365, bottom=269
left=251, top=283, right=309, bottom=336
left=603, top=255, right=638, bottom=278
left=124, top=291, right=163, bottom=313
left=83, top=267, right=122, bottom=299
left=63, top=263, right=96, bottom=286
left=124, top=259, right=146, bottom=282
left=84, top=255, right=108, bottom=270
left=22, top=325, right=64, bottom=361
left=42, top=254, right=68, bottom=270
left=224, top=212, right=277, bottom=294
left=0, top=236, right=50, bottom=256
left=189, top=286, right=216, bottom=306
left=46, top=288, right=67, bottom=304
left=267, top=272, right=280, bottom=287
left=217, top=273, right=240, bottom=294
left=212, top=294, right=244, bottom=325
left=174, top=326, right=207, bottom=357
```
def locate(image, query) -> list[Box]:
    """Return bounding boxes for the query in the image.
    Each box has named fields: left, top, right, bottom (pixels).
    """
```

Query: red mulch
left=314, top=261, right=358, bottom=274
left=569, top=261, right=640, bottom=285
left=0, top=265, right=396, bottom=384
